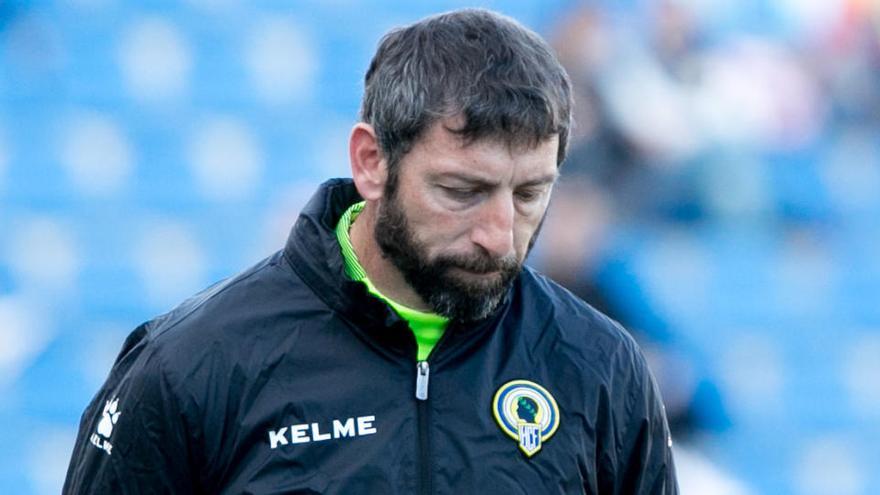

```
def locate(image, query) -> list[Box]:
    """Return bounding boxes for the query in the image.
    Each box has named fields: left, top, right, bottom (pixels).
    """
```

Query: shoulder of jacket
left=130, top=250, right=320, bottom=367
left=101, top=251, right=316, bottom=404
left=518, top=266, right=645, bottom=366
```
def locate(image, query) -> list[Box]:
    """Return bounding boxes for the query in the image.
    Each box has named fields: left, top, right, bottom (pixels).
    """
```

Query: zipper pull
left=416, top=361, right=430, bottom=401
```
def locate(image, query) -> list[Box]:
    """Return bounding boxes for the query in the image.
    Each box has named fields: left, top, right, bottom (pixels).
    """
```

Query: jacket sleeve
left=620, top=352, right=678, bottom=494
left=63, top=323, right=199, bottom=495
left=598, top=335, right=679, bottom=495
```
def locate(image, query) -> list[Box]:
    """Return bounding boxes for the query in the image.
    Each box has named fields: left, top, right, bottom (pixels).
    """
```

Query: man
left=65, top=8, right=677, bottom=494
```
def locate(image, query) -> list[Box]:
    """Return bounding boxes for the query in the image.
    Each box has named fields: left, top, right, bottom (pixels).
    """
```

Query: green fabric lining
left=335, top=201, right=448, bottom=361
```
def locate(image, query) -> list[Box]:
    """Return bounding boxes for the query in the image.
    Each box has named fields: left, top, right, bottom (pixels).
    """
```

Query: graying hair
left=360, top=8, right=573, bottom=178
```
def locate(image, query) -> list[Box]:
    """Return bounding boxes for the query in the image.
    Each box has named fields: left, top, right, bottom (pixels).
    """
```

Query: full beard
left=373, top=189, right=522, bottom=322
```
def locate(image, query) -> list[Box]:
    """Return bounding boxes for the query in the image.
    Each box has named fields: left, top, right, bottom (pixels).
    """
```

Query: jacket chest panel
left=217, top=357, right=418, bottom=494
left=214, top=326, right=596, bottom=494
left=426, top=360, right=594, bottom=494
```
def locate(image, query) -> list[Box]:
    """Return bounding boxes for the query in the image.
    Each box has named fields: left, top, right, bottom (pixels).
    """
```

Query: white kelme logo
left=90, top=397, right=121, bottom=455
left=98, top=398, right=121, bottom=437
left=268, top=415, right=377, bottom=449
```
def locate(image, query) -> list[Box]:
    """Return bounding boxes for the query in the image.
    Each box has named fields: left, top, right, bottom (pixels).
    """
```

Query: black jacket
left=64, top=179, right=677, bottom=494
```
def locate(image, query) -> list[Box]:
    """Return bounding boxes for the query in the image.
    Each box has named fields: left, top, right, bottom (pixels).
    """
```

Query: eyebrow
left=431, top=171, right=559, bottom=188
left=518, top=173, right=559, bottom=188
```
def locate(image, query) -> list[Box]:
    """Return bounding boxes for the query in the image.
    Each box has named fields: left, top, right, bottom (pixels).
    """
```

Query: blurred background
left=1, top=0, right=878, bottom=493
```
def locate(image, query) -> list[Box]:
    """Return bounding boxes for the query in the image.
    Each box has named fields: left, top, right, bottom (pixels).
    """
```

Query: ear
left=349, top=123, right=387, bottom=201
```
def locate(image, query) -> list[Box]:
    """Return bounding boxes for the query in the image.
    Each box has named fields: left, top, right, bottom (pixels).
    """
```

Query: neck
left=349, top=203, right=432, bottom=311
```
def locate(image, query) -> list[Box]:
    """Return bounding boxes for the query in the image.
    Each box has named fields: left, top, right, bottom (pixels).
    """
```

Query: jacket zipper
left=416, top=361, right=430, bottom=400
left=413, top=320, right=460, bottom=495
left=415, top=360, right=431, bottom=495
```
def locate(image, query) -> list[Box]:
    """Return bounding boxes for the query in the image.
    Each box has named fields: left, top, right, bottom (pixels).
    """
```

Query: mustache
left=432, top=251, right=519, bottom=274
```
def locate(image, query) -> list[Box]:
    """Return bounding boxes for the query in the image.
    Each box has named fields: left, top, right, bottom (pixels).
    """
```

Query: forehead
left=406, top=119, right=559, bottom=182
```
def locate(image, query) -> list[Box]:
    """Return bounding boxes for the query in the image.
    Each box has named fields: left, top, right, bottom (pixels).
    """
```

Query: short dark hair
left=360, top=8, right=573, bottom=175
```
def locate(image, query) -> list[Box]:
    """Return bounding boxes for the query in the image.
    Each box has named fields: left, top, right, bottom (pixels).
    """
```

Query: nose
left=470, top=193, right=515, bottom=258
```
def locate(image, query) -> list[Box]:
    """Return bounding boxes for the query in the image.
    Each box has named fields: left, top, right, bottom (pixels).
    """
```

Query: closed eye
left=515, top=188, right=544, bottom=203
left=441, top=186, right=482, bottom=202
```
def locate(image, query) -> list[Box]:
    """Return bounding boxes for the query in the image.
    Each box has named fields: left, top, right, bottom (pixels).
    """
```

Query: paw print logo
left=97, top=397, right=121, bottom=438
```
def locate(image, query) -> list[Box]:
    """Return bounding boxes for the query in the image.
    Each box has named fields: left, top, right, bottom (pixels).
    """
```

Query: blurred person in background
left=536, top=0, right=880, bottom=494
left=540, top=7, right=740, bottom=492
left=63, top=8, right=677, bottom=494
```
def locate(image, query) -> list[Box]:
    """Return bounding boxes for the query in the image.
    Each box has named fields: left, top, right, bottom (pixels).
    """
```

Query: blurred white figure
left=27, top=426, right=77, bottom=495
left=843, top=333, right=880, bottom=418
left=0, top=297, right=52, bottom=389
left=133, top=221, right=206, bottom=309
left=246, top=17, right=318, bottom=104
left=60, top=111, right=134, bottom=197
left=795, top=435, right=867, bottom=495
left=187, top=116, right=264, bottom=200
left=675, top=445, right=753, bottom=495
left=719, top=333, right=786, bottom=418
left=119, top=17, right=192, bottom=102
left=8, top=218, right=81, bottom=294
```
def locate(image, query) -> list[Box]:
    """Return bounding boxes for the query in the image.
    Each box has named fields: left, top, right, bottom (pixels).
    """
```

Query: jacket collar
left=283, top=178, right=512, bottom=362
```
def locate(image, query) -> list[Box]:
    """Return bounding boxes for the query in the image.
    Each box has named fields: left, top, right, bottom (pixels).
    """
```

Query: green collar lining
left=335, top=201, right=448, bottom=360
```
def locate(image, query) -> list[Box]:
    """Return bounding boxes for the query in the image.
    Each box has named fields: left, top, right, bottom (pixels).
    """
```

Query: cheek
left=406, top=202, right=473, bottom=247
left=402, top=187, right=473, bottom=239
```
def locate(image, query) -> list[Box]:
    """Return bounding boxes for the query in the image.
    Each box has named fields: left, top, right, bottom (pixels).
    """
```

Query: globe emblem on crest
left=492, top=380, right=560, bottom=457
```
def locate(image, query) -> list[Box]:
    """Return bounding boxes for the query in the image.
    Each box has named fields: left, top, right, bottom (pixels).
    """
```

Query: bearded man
left=65, top=8, right=677, bottom=494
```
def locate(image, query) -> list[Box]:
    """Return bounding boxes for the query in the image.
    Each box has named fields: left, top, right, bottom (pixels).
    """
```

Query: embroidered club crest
left=492, top=380, right=560, bottom=457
